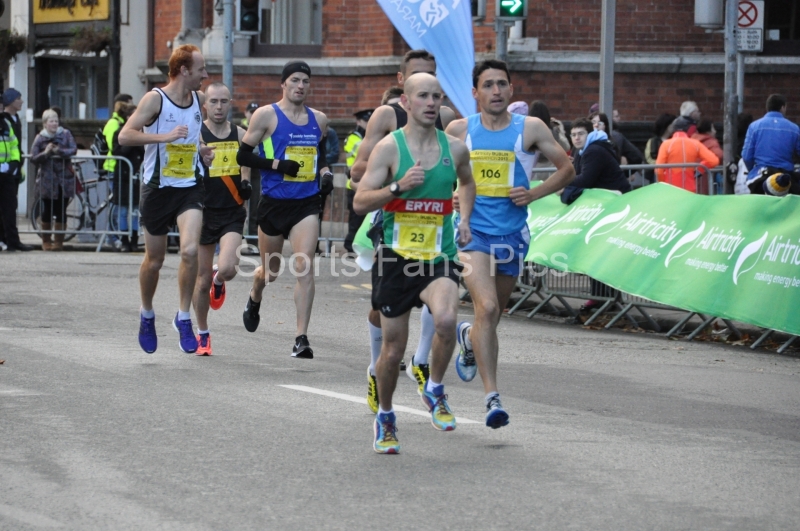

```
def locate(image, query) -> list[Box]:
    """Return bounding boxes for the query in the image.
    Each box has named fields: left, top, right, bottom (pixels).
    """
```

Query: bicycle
left=30, top=157, right=118, bottom=241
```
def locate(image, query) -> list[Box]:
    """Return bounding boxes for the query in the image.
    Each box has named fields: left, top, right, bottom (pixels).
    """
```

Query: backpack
left=91, top=127, right=109, bottom=175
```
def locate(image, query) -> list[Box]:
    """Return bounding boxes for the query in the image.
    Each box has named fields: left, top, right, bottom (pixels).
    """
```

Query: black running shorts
left=200, top=205, right=247, bottom=245
left=371, top=246, right=462, bottom=318
left=140, top=184, right=204, bottom=236
left=257, top=194, right=321, bottom=239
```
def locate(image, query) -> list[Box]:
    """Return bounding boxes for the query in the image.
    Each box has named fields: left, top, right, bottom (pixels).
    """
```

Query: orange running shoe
left=209, top=268, right=226, bottom=310
left=196, top=333, right=212, bottom=356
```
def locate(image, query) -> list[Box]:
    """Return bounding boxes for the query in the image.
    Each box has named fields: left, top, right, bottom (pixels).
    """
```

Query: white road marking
left=279, top=384, right=480, bottom=424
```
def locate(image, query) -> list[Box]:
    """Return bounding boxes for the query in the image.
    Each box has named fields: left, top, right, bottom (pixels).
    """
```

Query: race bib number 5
left=392, top=213, right=443, bottom=261
left=208, top=141, right=240, bottom=177
left=284, top=146, right=317, bottom=182
left=471, top=150, right=515, bottom=197
left=163, top=143, right=198, bottom=178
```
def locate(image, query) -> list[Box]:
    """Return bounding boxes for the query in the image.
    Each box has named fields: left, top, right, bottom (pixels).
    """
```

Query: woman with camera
left=30, top=109, right=77, bottom=251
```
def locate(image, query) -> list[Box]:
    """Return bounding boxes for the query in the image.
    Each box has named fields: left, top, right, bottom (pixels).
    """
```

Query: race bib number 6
left=471, top=150, right=515, bottom=197
left=208, top=141, right=240, bottom=177
left=284, top=146, right=317, bottom=182
left=392, top=213, right=443, bottom=261
left=163, top=143, right=198, bottom=178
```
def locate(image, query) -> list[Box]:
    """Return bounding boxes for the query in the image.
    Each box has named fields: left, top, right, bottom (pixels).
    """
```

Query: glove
left=320, top=171, right=334, bottom=196
left=276, top=159, right=301, bottom=177
left=239, top=179, right=252, bottom=201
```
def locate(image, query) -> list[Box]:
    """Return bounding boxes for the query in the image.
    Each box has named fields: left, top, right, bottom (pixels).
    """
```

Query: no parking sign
left=737, top=0, right=764, bottom=52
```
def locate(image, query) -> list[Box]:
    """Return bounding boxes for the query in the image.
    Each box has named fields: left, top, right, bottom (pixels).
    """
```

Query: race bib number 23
left=284, top=146, right=317, bottom=182
left=392, top=213, right=443, bottom=261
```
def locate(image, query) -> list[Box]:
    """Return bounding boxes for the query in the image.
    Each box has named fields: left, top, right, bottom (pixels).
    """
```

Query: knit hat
left=2, top=88, right=21, bottom=107
left=507, top=101, right=528, bottom=115
left=680, top=101, right=699, bottom=117
left=763, top=172, right=792, bottom=197
left=588, top=102, right=600, bottom=114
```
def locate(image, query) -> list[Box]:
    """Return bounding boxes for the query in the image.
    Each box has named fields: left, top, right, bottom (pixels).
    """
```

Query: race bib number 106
left=471, top=150, right=515, bottom=197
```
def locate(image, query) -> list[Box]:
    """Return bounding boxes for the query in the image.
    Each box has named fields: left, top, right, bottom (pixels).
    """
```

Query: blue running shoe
left=421, top=383, right=456, bottom=431
left=373, top=412, right=400, bottom=454
left=172, top=313, right=198, bottom=353
left=138, top=313, right=157, bottom=354
left=455, top=321, right=477, bottom=382
left=485, top=394, right=509, bottom=429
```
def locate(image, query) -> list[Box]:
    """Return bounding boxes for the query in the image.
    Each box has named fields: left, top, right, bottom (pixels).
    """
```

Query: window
left=251, top=0, right=322, bottom=57
left=763, top=0, right=800, bottom=55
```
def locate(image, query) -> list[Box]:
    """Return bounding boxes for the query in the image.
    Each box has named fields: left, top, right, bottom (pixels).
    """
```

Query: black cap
left=246, top=102, right=259, bottom=112
left=354, top=109, right=374, bottom=121
left=281, top=61, right=312, bottom=83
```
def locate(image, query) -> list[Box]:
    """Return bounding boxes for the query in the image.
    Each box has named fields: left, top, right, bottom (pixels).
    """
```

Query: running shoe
left=366, top=368, right=379, bottom=414
left=292, top=335, right=313, bottom=359
left=243, top=296, right=260, bottom=332
left=485, top=394, right=510, bottom=429
left=209, top=266, right=226, bottom=310
left=196, top=332, right=212, bottom=356
left=399, top=359, right=406, bottom=372
left=455, top=321, right=477, bottom=382
left=373, top=411, right=400, bottom=454
left=421, top=384, right=456, bottom=431
left=405, top=355, right=430, bottom=396
left=138, top=313, right=157, bottom=354
left=172, top=314, right=198, bottom=353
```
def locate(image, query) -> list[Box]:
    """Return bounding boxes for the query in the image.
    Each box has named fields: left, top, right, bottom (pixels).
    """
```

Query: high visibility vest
left=103, top=113, right=125, bottom=172
left=0, top=118, right=20, bottom=165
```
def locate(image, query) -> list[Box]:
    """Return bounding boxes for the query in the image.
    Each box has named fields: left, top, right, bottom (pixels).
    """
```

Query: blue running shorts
left=457, top=225, right=530, bottom=277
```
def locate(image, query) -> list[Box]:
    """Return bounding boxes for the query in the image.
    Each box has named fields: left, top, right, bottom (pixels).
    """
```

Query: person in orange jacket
left=656, top=117, right=719, bottom=193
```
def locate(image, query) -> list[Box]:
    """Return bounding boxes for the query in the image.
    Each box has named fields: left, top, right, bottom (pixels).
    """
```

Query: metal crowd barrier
left=19, top=153, right=136, bottom=252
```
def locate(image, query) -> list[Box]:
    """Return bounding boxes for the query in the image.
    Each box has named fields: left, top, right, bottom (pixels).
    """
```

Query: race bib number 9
left=163, top=143, right=198, bottom=178
left=284, top=146, right=317, bottom=182
left=471, top=150, right=515, bottom=197
left=391, top=213, right=443, bottom=261
left=208, top=141, right=240, bottom=177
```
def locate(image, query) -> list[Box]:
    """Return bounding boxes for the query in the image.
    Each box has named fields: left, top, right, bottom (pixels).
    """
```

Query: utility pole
left=218, top=0, right=234, bottom=120
left=599, top=0, right=615, bottom=134
left=723, top=0, right=738, bottom=194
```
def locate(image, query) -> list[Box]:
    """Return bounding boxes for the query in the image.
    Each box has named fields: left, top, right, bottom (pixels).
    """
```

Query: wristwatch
left=389, top=182, right=402, bottom=196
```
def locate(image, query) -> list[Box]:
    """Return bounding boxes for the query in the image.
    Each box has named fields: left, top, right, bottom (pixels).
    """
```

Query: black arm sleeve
left=316, top=137, right=327, bottom=175
left=237, top=141, right=274, bottom=171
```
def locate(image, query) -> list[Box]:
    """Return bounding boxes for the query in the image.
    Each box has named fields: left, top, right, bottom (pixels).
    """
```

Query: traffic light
left=239, top=0, right=260, bottom=33
left=496, top=0, right=527, bottom=20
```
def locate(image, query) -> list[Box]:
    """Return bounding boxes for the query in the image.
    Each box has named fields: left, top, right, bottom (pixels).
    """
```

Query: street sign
left=737, top=0, right=764, bottom=52
left=497, top=0, right=527, bottom=20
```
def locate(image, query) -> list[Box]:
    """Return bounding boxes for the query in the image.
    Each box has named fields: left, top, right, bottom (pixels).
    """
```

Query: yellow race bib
left=163, top=143, right=198, bottom=178
left=471, top=149, right=515, bottom=197
left=284, top=145, right=317, bottom=182
left=208, top=141, right=240, bottom=177
left=391, top=213, right=443, bottom=261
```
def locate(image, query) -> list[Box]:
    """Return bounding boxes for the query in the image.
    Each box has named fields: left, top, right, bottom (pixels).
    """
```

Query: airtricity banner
left=376, top=0, right=476, bottom=118
left=525, top=184, right=800, bottom=336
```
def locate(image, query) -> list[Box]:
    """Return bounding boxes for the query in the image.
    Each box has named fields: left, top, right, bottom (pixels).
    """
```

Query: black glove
left=239, top=179, right=252, bottom=201
left=560, top=185, right=584, bottom=205
left=276, top=159, right=301, bottom=177
left=7, top=160, right=20, bottom=177
left=320, top=171, right=334, bottom=196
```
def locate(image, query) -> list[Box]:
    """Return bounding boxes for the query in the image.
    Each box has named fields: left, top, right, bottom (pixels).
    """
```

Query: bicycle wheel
left=30, top=194, right=42, bottom=235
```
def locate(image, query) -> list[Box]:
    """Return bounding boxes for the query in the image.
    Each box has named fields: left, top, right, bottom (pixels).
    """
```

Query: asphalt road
left=1, top=249, right=799, bottom=530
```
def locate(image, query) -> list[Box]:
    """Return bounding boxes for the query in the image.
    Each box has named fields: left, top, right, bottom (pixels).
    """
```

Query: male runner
left=445, top=59, right=574, bottom=427
left=350, top=50, right=456, bottom=413
left=192, top=82, right=251, bottom=356
left=354, top=73, right=476, bottom=454
left=236, top=61, right=332, bottom=359
left=120, top=44, right=215, bottom=355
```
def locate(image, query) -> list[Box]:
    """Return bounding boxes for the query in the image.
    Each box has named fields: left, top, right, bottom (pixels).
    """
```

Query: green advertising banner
left=525, top=184, right=800, bottom=336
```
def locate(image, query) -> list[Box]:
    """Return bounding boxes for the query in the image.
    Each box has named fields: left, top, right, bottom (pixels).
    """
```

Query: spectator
left=563, top=117, right=631, bottom=203
left=589, top=111, right=643, bottom=166
left=1, top=88, right=29, bottom=251
left=0, top=98, right=30, bottom=251
left=564, top=118, right=629, bottom=311
left=342, top=109, right=373, bottom=252
left=507, top=101, right=528, bottom=115
left=528, top=100, right=570, bottom=180
left=111, top=103, right=143, bottom=252
left=644, top=113, right=676, bottom=184
left=742, top=94, right=800, bottom=196
left=679, top=101, right=701, bottom=137
left=102, top=94, right=134, bottom=177
left=734, top=113, right=754, bottom=195
left=30, top=109, right=78, bottom=251
left=325, top=125, right=339, bottom=167
left=692, top=119, right=723, bottom=160
left=242, top=101, right=258, bottom=129
left=656, top=117, right=719, bottom=193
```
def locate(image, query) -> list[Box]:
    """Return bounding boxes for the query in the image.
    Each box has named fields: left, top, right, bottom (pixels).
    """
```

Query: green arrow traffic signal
left=497, top=0, right=526, bottom=19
